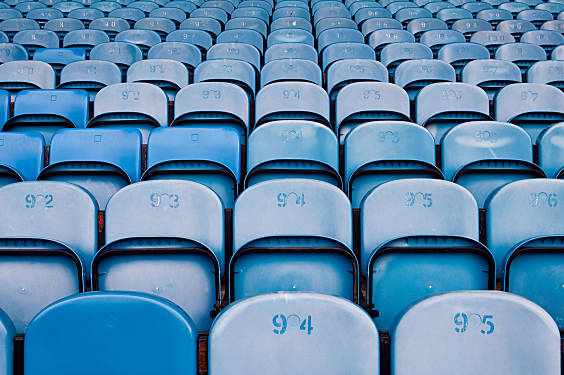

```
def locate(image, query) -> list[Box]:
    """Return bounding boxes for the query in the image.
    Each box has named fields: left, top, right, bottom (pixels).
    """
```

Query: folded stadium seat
left=255, top=82, right=330, bottom=129
left=441, top=121, right=544, bottom=208
left=232, top=7, right=269, bottom=25
left=315, top=18, right=357, bottom=39
left=314, top=8, right=351, bottom=28
left=260, top=59, right=321, bottom=89
left=436, top=8, right=473, bottom=27
left=462, top=59, right=522, bottom=101
left=202, top=0, right=235, bottom=14
left=462, top=1, right=493, bottom=16
left=209, top=293, right=379, bottom=374
left=115, top=29, right=161, bottom=58
left=12, top=30, right=59, bottom=57
left=553, top=44, right=564, bottom=60
left=321, top=43, right=376, bottom=74
left=0, top=131, right=44, bottom=186
left=127, top=0, right=160, bottom=14
left=33, top=48, right=86, bottom=81
left=207, top=42, right=261, bottom=74
left=355, top=6, right=393, bottom=26
left=172, top=82, right=249, bottom=145
left=541, top=19, right=564, bottom=33
left=217, top=29, right=264, bottom=56
left=231, top=179, right=357, bottom=301
left=167, top=29, right=213, bottom=54
left=452, top=18, right=492, bottom=41
left=127, top=59, right=189, bottom=102
left=267, top=28, right=314, bottom=48
left=150, top=7, right=187, bottom=27
left=89, top=17, right=130, bottom=41
left=518, top=9, right=553, bottom=28
left=361, top=179, right=494, bottom=330
left=476, top=8, right=513, bottom=28
left=386, top=1, right=418, bottom=16
left=0, top=19, right=39, bottom=41
left=500, top=0, right=531, bottom=14
left=272, top=7, right=310, bottom=21
left=406, top=18, right=447, bottom=41
left=14, top=2, right=44, bottom=14
left=194, top=59, right=256, bottom=101
left=537, top=2, right=564, bottom=17
left=0, top=43, right=27, bottom=63
left=147, top=42, right=202, bottom=80
left=168, top=0, right=199, bottom=13
left=0, top=181, right=97, bottom=332
left=53, top=2, right=84, bottom=15
left=438, top=42, right=490, bottom=78
left=0, top=309, right=13, bottom=375
left=335, top=82, right=411, bottom=145
left=361, top=17, right=401, bottom=40
left=394, top=59, right=456, bottom=102
left=391, top=291, right=560, bottom=375
left=91, top=181, right=224, bottom=330
left=245, top=120, right=340, bottom=188
left=240, top=0, right=271, bottom=13
left=2, top=89, right=88, bottom=145
left=379, top=43, right=433, bottom=80
left=495, top=83, right=564, bottom=142
left=143, top=127, right=240, bottom=209
left=470, top=30, right=516, bottom=57
left=344, top=121, right=442, bottom=209
left=420, top=29, right=466, bottom=57
left=486, top=179, right=564, bottom=328
left=26, top=8, right=64, bottom=28
left=91, top=1, right=122, bottom=15
left=270, top=17, right=312, bottom=33
left=0, top=9, right=22, bottom=22
left=528, top=60, right=564, bottom=92
left=395, top=8, right=433, bottom=29
left=90, top=42, right=143, bottom=79
left=225, top=18, right=268, bottom=41
left=44, top=18, right=85, bottom=42
left=59, top=60, right=121, bottom=102
left=317, top=27, right=364, bottom=54
left=190, top=9, right=229, bottom=29
left=313, top=1, right=346, bottom=13
left=495, top=42, right=547, bottom=76
left=496, top=19, right=536, bottom=41
left=25, top=292, right=198, bottom=375
left=368, top=29, right=415, bottom=58
left=264, top=43, right=317, bottom=64
left=134, top=18, right=176, bottom=42
left=108, top=7, right=145, bottom=28
left=62, top=29, right=109, bottom=55
left=424, top=2, right=455, bottom=15
left=521, top=29, right=564, bottom=55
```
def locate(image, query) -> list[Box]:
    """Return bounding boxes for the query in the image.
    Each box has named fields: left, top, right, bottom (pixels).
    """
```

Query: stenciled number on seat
left=25, top=194, right=54, bottom=208
left=272, top=314, right=314, bottom=335
left=529, top=193, right=558, bottom=207
left=405, top=192, right=433, bottom=207
left=150, top=192, right=179, bottom=208
left=277, top=193, right=306, bottom=207
left=202, top=89, right=221, bottom=99
left=454, top=312, right=495, bottom=335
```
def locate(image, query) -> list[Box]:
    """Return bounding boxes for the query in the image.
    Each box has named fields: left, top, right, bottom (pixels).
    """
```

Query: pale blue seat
left=462, top=59, right=522, bottom=100
left=452, top=18, right=492, bottom=41
left=495, top=42, right=547, bottom=74
left=395, top=59, right=456, bottom=100
left=127, top=59, right=189, bottom=101
left=538, top=122, right=564, bottom=177
left=59, top=60, right=121, bottom=101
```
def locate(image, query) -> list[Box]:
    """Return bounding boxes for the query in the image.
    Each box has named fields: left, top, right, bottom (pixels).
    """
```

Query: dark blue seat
left=462, top=59, right=522, bottom=100
left=33, top=48, right=85, bottom=78
left=0, top=131, right=44, bottom=186
left=25, top=292, right=198, bottom=375
left=361, top=179, right=494, bottom=330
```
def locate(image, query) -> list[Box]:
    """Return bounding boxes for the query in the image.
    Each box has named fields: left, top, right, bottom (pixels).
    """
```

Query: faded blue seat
left=406, top=18, right=447, bottom=40
left=173, top=82, right=249, bottom=145
left=264, top=43, right=317, bottom=64
left=438, top=42, right=490, bottom=76
left=14, top=2, right=46, bottom=14
left=552, top=44, right=564, bottom=60
left=497, top=19, right=536, bottom=40
left=452, top=18, right=492, bottom=40
left=0, top=181, right=97, bottom=331
left=255, top=82, right=330, bottom=128
left=0, top=91, right=7, bottom=129
left=463, top=1, right=493, bottom=15
left=25, top=292, right=198, bottom=375
left=441, top=121, right=543, bottom=207
left=486, top=179, right=564, bottom=329
left=92, top=180, right=224, bottom=331
left=59, top=60, right=121, bottom=101
left=0, top=131, right=44, bottom=186
left=89, top=17, right=130, bottom=40
left=0, top=42, right=27, bottom=63
left=33, top=48, right=85, bottom=77
left=68, top=8, right=104, bottom=27
left=396, top=8, right=433, bottom=27
left=26, top=8, right=63, bottom=27
left=538, top=122, right=564, bottom=177
left=91, top=1, right=121, bottom=15
left=38, top=128, right=141, bottom=209
left=326, top=59, right=389, bottom=105
left=361, top=179, right=494, bottom=330
left=0, top=18, right=40, bottom=40
left=267, top=29, right=314, bottom=48
left=231, top=179, right=357, bottom=301
left=225, top=18, right=268, bottom=39
left=420, top=29, right=466, bottom=56
left=495, top=83, right=564, bottom=142
left=424, top=1, right=455, bottom=15
left=417, top=82, right=490, bottom=144
left=477, top=8, right=513, bottom=27
left=207, top=42, right=261, bottom=73
left=3, top=89, right=89, bottom=144
left=135, top=17, right=176, bottom=40
left=537, top=2, right=564, bottom=17
left=166, top=30, right=213, bottom=53
left=355, top=7, right=393, bottom=27
left=395, top=59, right=456, bottom=100
left=369, top=29, right=415, bottom=56
left=194, top=59, right=256, bottom=99
left=200, top=1, right=233, bottom=17
left=209, top=293, right=379, bottom=375
left=321, top=42, right=375, bottom=73
left=62, top=29, right=109, bottom=55
left=246, top=120, right=340, bottom=187
left=217, top=29, right=264, bottom=55
left=0, top=9, right=22, bottom=22
left=541, top=19, right=564, bottom=33
left=495, top=42, right=547, bottom=75
left=315, top=18, right=357, bottom=38
left=387, top=1, right=418, bottom=15
left=471, top=30, right=516, bottom=57
left=391, top=291, right=560, bottom=374
left=345, top=121, right=442, bottom=208
left=381, top=42, right=433, bottom=76
left=314, top=7, right=351, bottom=26
left=150, top=7, right=187, bottom=26
left=260, top=59, right=321, bottom=88
left=501, top=1, right=531, bottom=15
left=437, top=7, right=473, bottom=27
left=0, top=32, right=6, bottom=43
left=272, top=6, right=310, bottom=21
left=168, top=0, right=199, bottom=13
left=362, top=18, right=402, bottom=39
left=108, top=8, right=145, bottom=27
left=521, top=29, right=564, bottom=55
left=12, top=30, right=59, bottom=57
left=90, top=42, right=143, bottom=77
left=270, top=17, right=311, bottom=33
left=90, top=82, right=167, bottom=142
left=147, top=42, right=202, bottom=72
left=232, top=7, right=269, bottom=24
left=127, top=59, right=189, bottom=101
left=184, top=15, right=225, bottom=37
left=115, top=30, right=161, bottom=57
left=317, top=28, right=363, bottom=54
left=127, top=0, right=160, bottom=14
left=462, top=59, right=522, bottom=100
left=143, top=126, right=240, bottom=209
left=44, top=18, right=85, bottom=40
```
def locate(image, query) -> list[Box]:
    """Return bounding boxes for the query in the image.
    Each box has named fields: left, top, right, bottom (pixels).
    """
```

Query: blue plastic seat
left=361, top=17, right=400, bottom=37
left=246, top=120, right=339, bottom=187
left=496, top=19, right=536, bottom=40
left=424, top=1, right=455, bottom=15
left=368, top=29, right=415, bottom=56
left=147, top=42, right=201, bottom=73
left=495, top=83, right=564, bottom=141
left=317, top=28, right=363, bottom=54
left=361, top=179, right=494, bottom=330
left=315, top=18, right=357, bottom=38
left=528, top=60, right=564, bottom=91
left=92, top=181, right=224, bottom=330
left=391, top=291, right=560, bottom=374
left=264, top=43, right=317, bottom=64
left=202, top=0, right=235, bottom=14
left=470, top=30, right=516, bottom=57
left=173, top=82, right=249, bottom=145
left=314, top=7, right=351, bottom=27
left=90, top=42, right=143, bottom=77
left=552, top=44, right=564, bottom=60
left=115, top=30, right=161, bottom=57
left=225, top=18, right=268, bottom=40
left=166, top=29, right=213, bottom=53
left=0, top=131, right=44, bottom=186
left=462, top=59, right=522, bottom=100
left=0, top=19, right=39, bottom=41
left=486, top=179, right=564, bottom=328
left=255, top=82, right=330, bottom=127
left=89, top=17, right=130, bottom=40
left=395, top=59, right=456, bottom=100
left=0, top=31, right=6, bottom=43
left=387, top=1, right=418, bottom=15
left=133, top=18, right=175, bottom=42
left=26, top=8, right=63, bottom=27
left=14, top=2, right=44, bottom=14
left=127, top=59, right=188, bottom=101
left=518, top=9, right=553, bottom=28
left=3, top=89, right=88, bottom=144
left=270, top=17, right=311, bottom=33
left=12, top=30, right=59, bottom=57
left=406, top=18, right=447, bottom=40
left=149, top=7, right=187, bottom=26
left=38, top=128, right=141, bottom=209
left=395, top=7, right=432, bottom=25
left=240, top=0, right=271, bottom=14
left=260, top=59, right=321, bottom=88
left=272, top=7, right=310, bottom=21
left=44, top=18, right=85, bottom=41
left=452, top=18, right=492, bottom=41
left=0, top=91, right=7, bottom=128
left=477, top=8, right=513, bottom=28
left=217, top=29, right=264, bottom=56
left=541, top=19, right=564, bottom=33
left=231, top=7, right=269, bottom=24
left=143, top=126, right=240, bottom=209
left=62, top=29, right=109, bottom=55
left=442, top=121, right=543, bottom=207
left=537, top=2, right=564, bottom=17
left=321, top=42, right=375, bottom=73
left=267, top=29, right=314, bottom=48
left=33, top=48, right=85, bottom=78
left=438, top=42, right=490, bottom=76
left=89, top=83, right=167, bottom=142
left=417, top=82, right=490, bottom=144
left=127, top=0, right=160, bottom=14
left=499, top=1, right=530, bottom=15
left=499, top=42, right=547, bottom=75
left=231, top=179, right=357, bottom=301
left=25, top=292, right=198, bottom=375
left=108, top=7, right=145, bottom=27
left=67, top=8, right=104, bottom=27
left=209, top=292, right=379, bottom=374
left=420, top=29, right=466, bottom=57
left=538, top=122, right=564, bottom=177
left=91, top=1, right=121, bottom=15
left=345, top=121, right=442, bottom=208
left=53, top=1, right=84, bottom=13
left=521, top=29, right=564, bottom=55
left=0, top=9, right=22, bottom=22
left=0, top=181, right=97, bottom=331
left=436, top=8, right=472, bottom=28
left=59, top=60, right=121, bottom=101
left=190, top=8, right=228, bottom=27
left=207, top=42, right=261, bottom=73
left=194, top=59, right=256, bottom=99
left=463, top=1, right=493, bottom=15
left=167, top=0, right=198, bottom=13
left=0, top=42, right=27, bottom=63
left=0, top=309, right=13, bottom=375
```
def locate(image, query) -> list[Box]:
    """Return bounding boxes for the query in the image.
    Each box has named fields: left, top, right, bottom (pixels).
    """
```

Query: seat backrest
left=267, top=28, right=314, bottom=48
left=166, top=29, right=213, bottom=52
left=33, top=48, right=85, bottom=68
left=538, top=122, right=564, bottom=177
left=127, top=59, right=189, bottom=92
left=260, top=59, right=322, bottom=87
left=179, top=18, right=222, bottom=38
left=216, top=28, right=264, bottom=54
left=25, top=292, right=198, bottom=375
left=206, top=42, right=261, bottom=72
left=209, top=292, right=379, bottom=375
left=391, top=291, right=560, bottom=375
left=0, top=60, right=55, bottom=92
left=264, top=42, right=317, bottom=64
left=63, top=29, right=109, bottom=49
left=271, top=16, right=312, bottom=32
left=90, top=42, right=143, bottom=68
left=495, top=42, right=547, bottom=72
left=147, top=42, right=202, bottom=68
left=0, top=131, right=44, bottom=181
left=326, top=59, right=389, bottom=100
left=59, top=60, right=122, bottom=94
left=462, top=59, right=522, bottom=99
left=0, top=42, right=28, bottom=63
